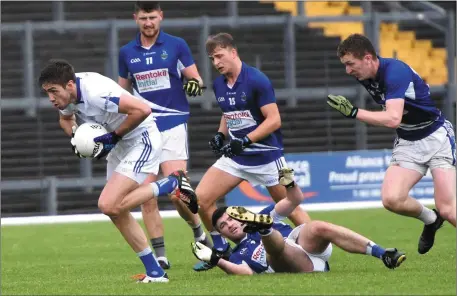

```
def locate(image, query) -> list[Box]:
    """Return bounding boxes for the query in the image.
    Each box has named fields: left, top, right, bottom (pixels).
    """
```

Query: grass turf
left=2, top=208, right=455, bottom=295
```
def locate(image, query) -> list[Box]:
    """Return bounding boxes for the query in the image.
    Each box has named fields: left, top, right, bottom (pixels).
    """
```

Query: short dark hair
left=38, top=59, right=76, bottom=87
left=337, top=34, right=377, bottom=60
left=206, top=33, right=237, bottom=55
left=212, top=206, right=228, bottom=229
left=134, top=1, right=161, bottom=13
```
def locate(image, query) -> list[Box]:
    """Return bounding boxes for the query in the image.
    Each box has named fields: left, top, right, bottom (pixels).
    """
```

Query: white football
left=73, top=123, right=107, bottom=158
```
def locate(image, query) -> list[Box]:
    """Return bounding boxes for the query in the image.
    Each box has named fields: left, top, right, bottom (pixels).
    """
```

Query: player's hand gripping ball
left=71, top=123, right=108, bottom=158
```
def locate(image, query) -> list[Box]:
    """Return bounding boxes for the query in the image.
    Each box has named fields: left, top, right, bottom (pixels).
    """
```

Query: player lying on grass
left=191, top=168, right=406, bottom=274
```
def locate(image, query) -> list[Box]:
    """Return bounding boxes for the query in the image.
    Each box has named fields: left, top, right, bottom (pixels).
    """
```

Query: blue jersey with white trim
left=229, top=205, right=292, bottom=274
left=59, top=72, right=158, bottom=140
left=358, top=56, right=444, bottom=141
left=213, top=63, right=284, bottom=166
left=119, top=31, right=194, bottom=131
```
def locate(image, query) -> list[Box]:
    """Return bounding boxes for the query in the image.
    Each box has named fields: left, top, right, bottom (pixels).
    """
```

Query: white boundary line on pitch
left=1, top=199, right=436, bottom=226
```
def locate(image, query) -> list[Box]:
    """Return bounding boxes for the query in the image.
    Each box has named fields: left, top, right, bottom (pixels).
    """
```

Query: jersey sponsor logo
left=223, top=110, right=256, bottom=130
left=134, top=68, right=171, bottom=93
left=130, top=58, right=141, bottom=63
left=217, top=97, right=225, bottom=102
left=251, top=244, right=267, bottom=267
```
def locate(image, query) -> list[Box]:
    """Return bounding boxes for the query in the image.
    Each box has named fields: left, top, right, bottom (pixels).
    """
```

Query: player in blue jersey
left=118, top=1, right=208, bottom=269
left=192, top=168, right=406, bottom=274
left=327, top=34, right=455, bottom=254
left=192, top=33, right=311, bottom=271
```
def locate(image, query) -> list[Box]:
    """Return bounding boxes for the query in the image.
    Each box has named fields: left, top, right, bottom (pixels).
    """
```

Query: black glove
left=221, top=136, right=252, bottom=158
left=183, top=78, right=205, bottom=97
left=209, top=132, right=225, bottom=155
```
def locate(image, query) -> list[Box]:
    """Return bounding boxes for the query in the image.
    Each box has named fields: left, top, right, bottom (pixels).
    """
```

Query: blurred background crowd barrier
left=1, top=1, right=455, bottom=217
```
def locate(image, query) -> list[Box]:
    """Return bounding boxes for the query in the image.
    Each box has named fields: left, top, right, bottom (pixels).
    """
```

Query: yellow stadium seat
left=380, top=44, right=396, bottom=58
left=396, top=31, right=416, bottom=41
left=274, top=1, right=297, bottom=16
left=414, top=40, right=432, bottom=51
left=431, top=48, right=447, bottom=61
left=381, top=31, right=397, bottom=40
left=347, top=6, right=363, bottom=15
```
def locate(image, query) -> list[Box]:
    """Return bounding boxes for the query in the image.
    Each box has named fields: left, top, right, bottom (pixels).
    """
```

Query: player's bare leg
left=267, top=184, right=311, bottom=226
left=298, top=221, right=406, bottom=269
left=382, top=165, right=444, bottom=254
left=432, top=168, right=456, bottom=226
left=98, top=172, right=169, bottom=282
left=138, top=174, right=169, bottom=269
left=197, top=166, right=242, bottom=235
left=381, top=166, right=424, bottom=216
left=193, top=166, right=241, bottom=271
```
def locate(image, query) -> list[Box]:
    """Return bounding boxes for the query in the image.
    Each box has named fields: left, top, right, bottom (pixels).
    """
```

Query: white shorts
left=160, top=123, right=189, bottom=164
left=285, top=224, right=333, bottom=272
left=213, top=156, right=287, bottom=187
left=391, top=120, right=456, bottom=175
left=106, top=127, right=162, bottom=184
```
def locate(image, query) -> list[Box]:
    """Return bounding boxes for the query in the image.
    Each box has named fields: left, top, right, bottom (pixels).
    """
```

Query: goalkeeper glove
left=279, top=168, right=295, bottom=188
left=327, top=94, right=358, bottom=118
left=191, top=242, right=222, bottom=265
left=183, top=78, right=205, bottom=97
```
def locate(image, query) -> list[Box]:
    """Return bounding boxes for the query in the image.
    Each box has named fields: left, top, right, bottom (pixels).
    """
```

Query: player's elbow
left=386, top=116, right=401, bottom=129
left=137, top=105, right=152, bottom=119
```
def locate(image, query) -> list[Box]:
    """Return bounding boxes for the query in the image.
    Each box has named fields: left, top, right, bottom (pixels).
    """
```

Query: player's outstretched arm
left=191, top=242, right=254, bottom=275
left=273, top=169, right=306, bottom=218
left=217, top=259, right=254, bottom=275
left=327, top=94, right=403, bottom=128
left=356, top=99, right=403, bottom=128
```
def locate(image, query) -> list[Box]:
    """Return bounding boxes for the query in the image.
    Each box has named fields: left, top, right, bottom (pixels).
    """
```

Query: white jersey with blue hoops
left=213, top=62, right=284, bottom=166
left=358, top=56, right=445, bottom=141
left=118, top=31, right=195, bottom=132
left=59, top=72, right=158, bottom=140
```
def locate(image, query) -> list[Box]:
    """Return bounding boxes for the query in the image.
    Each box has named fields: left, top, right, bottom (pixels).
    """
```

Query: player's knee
left=169, top=193, right=182, bottom=204
left=142, top=198, right=158, bottom=213
left=308, top=221, right=331, bottom=239
left=381, top=192, right=404, bottom=211
left=195, top=187, right=212, bottom=211
left=98, top=200, right=120, bottom=217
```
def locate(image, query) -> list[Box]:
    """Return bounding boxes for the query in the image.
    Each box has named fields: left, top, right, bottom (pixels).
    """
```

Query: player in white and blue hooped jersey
left=118, top=1, right=208, bottom=270
left=191, top=33, right=311, bottom=272
left=39, top=59, right=198, bottom=283
left=192, top=169, right=406, bottom=274
left=327, top=34, right=455, bottom=255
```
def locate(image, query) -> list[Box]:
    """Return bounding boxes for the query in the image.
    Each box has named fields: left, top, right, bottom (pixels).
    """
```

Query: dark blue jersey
left=213, top=63, right=284, bottom=166
left=119, top=31, right=194, bottom=131
left=358, top=56, right=444, bottom=141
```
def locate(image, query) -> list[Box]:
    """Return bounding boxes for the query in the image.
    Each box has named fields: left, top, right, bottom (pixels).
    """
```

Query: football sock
left=137, top=247, right=165, bottom=277
left=151, top=237, right=166, bottom=259
left=150, top=176, right=178, bottom=197
left=417, top=205, right=437, bottom=225
left=366, top=241, right=386, bottom=259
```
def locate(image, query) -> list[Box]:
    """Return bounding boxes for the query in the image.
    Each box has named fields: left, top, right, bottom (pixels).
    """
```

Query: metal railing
left=1, top=8, right=455, bottom=215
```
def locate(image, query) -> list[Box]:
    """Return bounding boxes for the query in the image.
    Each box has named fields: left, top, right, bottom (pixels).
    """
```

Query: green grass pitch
left=2, top=208, right=455, bottom=295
